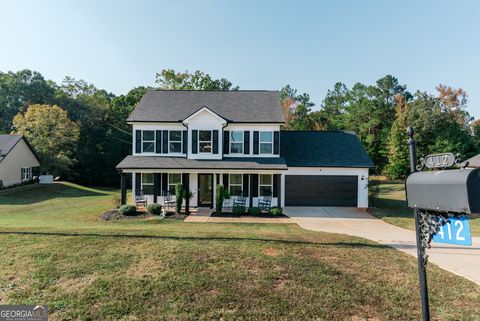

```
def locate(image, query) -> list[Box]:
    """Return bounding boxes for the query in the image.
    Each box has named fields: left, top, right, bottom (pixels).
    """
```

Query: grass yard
left=0, top=183, right=479, bottom=320
left=370, top=181, right=480, bottom=236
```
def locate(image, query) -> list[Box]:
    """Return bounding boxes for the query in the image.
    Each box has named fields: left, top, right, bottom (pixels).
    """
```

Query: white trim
left=229, top=130, right=244, bottom=155
left=141, top=130, right=155, bottom=154
left=168, top=130, right=183, bottom=154
left=183, top=106, right=227, bottom=125
left=20, top=167, right=31, bottom=181
left=259, top=174, right=273, bottom=196
left=198, top=130, right=213, bottom=154
left=259, top=131, right=273, bottom=155
left=229, top=173, right=243, bottom=196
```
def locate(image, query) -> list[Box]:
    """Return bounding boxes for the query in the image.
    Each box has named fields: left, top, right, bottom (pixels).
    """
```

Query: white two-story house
left=116, top=90, right=373, bottom=209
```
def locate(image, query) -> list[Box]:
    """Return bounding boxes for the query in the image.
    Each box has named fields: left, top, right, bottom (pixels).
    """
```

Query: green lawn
left=370, top=181, right=480, bottom=236
left=0, top=183, right=479, bottom=320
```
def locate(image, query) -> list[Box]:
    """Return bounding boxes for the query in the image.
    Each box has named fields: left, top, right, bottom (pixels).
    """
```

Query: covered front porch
left=116, top=156, right=288, bottom=211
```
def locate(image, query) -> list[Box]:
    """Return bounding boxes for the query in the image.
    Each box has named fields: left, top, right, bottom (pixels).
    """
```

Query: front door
left=198, top=174, right=213, bottom=208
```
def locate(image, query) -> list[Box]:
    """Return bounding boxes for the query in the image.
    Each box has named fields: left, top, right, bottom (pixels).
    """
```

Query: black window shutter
left=273, top=131, right=280, bottom=155
left=135, top=130, right=141, bottom=153
left=182, top=130, right=188, bottom=154
left=135, top=173, right=141, bottom=196
left=192, top=130, right=198, bottom=154
left=242, top=174, right=249, bottom=197
left=253, top=131, right=259, bottom=154
left=155, top=131, right=162, bottom=154
left=161, top=173, right=168, bottom=195
left=252, top=174, right=259, bottom=197
left=213, top=130, right=219, bottom=154
left=273, top=174, right=279, bottom=197
left=244, top=131, right=250, bottom=154
left=162, top=130, right=168, bottom=154
left=223, top=130, right=230, bottom=155
left=223, top=174, right=229, bottom=188
left=153, top=173, right=160, bottom=202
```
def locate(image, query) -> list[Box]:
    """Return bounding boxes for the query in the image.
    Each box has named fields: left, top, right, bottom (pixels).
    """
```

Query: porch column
left=153, top=173, right=160, bottom=203
left=276, top=174, right=282, bottom=207
left=182, top=173, right=190, bottom=213
left=120, top=171, right=127, bottom=205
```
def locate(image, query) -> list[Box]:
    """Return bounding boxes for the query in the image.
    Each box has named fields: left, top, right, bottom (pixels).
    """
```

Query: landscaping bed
left=211, top=212, right=288, bottom=218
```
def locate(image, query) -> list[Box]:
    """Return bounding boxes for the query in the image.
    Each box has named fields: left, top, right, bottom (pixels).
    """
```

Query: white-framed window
left=259, top=174, right=273, bottom=196
left=229, top=174, right=243, bottom=196
left=21, top=167, right=31, bottom=181
left=230, top=131, right=244, bottom=154
left=259, top=132, right=273, bottom=154
left=168, top=173, right=182, bottom=195
left=141, top=173, right=154, bottom=195
left=169, top=131, right=182, bottom=153
left=199, top=130, right=212, bottom=153
left=142, top=130, right=155, bottom=153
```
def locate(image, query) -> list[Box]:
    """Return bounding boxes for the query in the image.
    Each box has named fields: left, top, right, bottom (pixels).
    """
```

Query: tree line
left=1, top=69, right=479, bottom=186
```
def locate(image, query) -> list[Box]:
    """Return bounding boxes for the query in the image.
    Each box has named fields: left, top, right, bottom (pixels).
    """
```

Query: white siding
left=0, top=139, right=40, bottom=187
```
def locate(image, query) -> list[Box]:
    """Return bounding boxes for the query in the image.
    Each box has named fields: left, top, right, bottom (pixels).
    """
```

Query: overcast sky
left=1, top=0, right=479, bottom=117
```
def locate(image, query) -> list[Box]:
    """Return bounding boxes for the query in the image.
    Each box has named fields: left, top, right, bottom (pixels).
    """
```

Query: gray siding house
left=0, top=135, right=40, bottom=187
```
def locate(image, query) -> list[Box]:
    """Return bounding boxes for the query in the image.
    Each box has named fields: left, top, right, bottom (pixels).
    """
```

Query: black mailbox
left=405, top=168, right=480, bottom=214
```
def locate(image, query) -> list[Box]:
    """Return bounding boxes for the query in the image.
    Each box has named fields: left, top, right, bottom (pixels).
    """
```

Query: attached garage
left=285, top=175, right=358, bottom=206
left=280, top=131, right=374, bottom=208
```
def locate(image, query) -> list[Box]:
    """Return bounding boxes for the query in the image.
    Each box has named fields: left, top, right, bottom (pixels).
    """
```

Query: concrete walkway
left=285, top=207, right=480, bottom=285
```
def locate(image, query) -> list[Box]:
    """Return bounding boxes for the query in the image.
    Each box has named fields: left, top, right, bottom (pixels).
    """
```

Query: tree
left=0, top=69, right=55, bottom=133
left=155, top=69, right=239, bottom=90
left=384, top=95, right=410, bottom=178
left=13, top=104, right=80, bottom=176
left=279, top=85, right=315, bottom=130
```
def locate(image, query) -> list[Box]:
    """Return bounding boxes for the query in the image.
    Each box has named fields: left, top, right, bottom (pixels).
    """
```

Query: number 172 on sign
left=432, top=216, right=472, bottom=246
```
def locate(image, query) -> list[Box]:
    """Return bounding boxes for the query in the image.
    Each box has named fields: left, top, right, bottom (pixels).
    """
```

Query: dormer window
left=260, top=132, right=273, bottom=154
left=169, top=131, right=182, bottom=153
left=142, top=130, right=155, bottom=153
left=230, top=131, right=243, bottom=154
left=199, top=130, right=212, bottom=153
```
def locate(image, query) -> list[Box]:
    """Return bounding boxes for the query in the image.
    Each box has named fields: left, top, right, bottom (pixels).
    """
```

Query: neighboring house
left=0, top=135, right=40, bottom=187
left=116, top=90, right=374, bottom=208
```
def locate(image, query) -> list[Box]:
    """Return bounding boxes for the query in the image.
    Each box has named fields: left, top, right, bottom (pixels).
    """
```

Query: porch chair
left=258, top=193, right=272, bottom=211
left=135, top=190, right=147, bottom=207
left=163, top=192, right=176, bottom=210
left=232, top=194, right=247, bottom=209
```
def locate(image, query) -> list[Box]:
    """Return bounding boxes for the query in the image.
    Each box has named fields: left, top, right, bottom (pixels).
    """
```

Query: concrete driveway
left=285, top=207, right=480, bottom=285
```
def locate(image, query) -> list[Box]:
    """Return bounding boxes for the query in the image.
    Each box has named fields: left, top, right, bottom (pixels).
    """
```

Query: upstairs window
left=199, top=130, right=212, bottom=153
left=21, top=167, right=31, bottom=181
left=260, top=132, right=273, bottom=154
left=229, top=174, right=242, bottom=196
left=259, top=174, right=272, bottom=196
left=230, top=131, right=243, bottom=154
left=142, top=130, right=155, bottom=153
left=168, top=173, right=182, bottom=195
left=169, top=131, right=182, bottom=153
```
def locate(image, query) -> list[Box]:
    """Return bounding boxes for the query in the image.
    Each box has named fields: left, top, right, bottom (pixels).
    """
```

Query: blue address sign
left=432, top=216, right=472, bottom=246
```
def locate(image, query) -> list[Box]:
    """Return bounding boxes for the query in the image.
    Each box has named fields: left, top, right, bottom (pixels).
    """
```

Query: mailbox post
left=405, top=127, right=478, bottom=321
left=407, top=126, right=430, bottom=321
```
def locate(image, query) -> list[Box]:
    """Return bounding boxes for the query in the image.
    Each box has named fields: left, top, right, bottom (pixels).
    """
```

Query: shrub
left=175, top=184, right=184, bottom=213
left=232, top=205, right=246, bottom=215
left=0, top=180, right=3, bottom=189
left=248, top=207, right=261, bottom=215
left=215, top=184, right=226, bottom=213
left=269, top=206, right=283, bottom=216
left=146, top=203, right=162, bottom=215
left=119, top=205, right=137, bottom=216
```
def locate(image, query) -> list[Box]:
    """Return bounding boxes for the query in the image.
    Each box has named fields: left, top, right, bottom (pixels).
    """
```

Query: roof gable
left=183, top=106, right=228, bottom=124
left=280, top=131, right=374, bottom=168
left=0, top=135, right=40, bottom=164
left=127, top=90, right=284, bottom=123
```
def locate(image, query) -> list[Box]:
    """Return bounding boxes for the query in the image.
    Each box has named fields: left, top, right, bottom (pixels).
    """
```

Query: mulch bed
left=100, top=209, right=152, bottom=221
left=210, top=212, right=288, bottom=218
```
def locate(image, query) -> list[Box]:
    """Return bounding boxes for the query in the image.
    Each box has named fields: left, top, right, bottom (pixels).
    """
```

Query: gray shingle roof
left=116, top=156, right=287, bottom=170
left=127, top=90, right=284, bottom=123
left=0, top=134, right=23, bottom=163
left=280, top=131, right=374, bottom=168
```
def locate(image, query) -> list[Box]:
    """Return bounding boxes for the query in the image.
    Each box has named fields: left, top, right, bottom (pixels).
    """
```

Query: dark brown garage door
left=285, top=175, right=358, bottom=206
